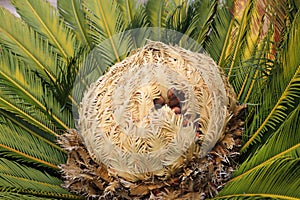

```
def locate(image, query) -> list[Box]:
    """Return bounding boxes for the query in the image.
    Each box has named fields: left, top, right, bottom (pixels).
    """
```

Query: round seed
left=172, top=106, right=181, bottom=114
left=154, top=96, right=165, bottom=106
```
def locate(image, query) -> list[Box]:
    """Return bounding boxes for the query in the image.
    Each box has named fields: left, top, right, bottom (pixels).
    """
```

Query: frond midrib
left=0, top=144, right=59, bottom=170
left=97, top=0, right=121, bottom=63
left=0, top=70, right=70, bottom=130
left=241, top=66, right=300, bottom=151
left=0, top=97, right=58, bottom=137
left=25, top=1, right=68, bottom=58
left=215, top=193, right=300, bottom=200
left=230, top=143, right=300, bottom=183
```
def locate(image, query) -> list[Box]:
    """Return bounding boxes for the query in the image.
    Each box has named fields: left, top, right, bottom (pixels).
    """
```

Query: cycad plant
left=0, top=0, right=299, bottom=199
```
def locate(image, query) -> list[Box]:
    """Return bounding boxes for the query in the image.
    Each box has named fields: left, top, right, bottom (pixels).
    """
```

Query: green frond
left=0, top=158, right=80, bottom=199
left=164, top=0, right=189, bottom=32
left=145, top=0, right=166, bottom=28
left=0, top=50, right=73, bottom=131
left=0, top=54, right=75, bottom=138
left=12, top=0, right=76, bottom=59
left=0, top=192, right=61, bottom=200
left=0, top=7, right=58, bottom=84
left=0, top=7, right=77, bottom=106
left=0, top=93, right=58, bottom=138
left=230, top=0, right=289, bottom=102
left=282, top=9, right=300, bottom=77
left=225, top=0, right=260, bottom=79
left=215, top=157, right=300, bottom=199
left=232, top=104, right=300, bottom=182
left=236, top=28, right=275, bottom=102
left=83, top=0, right=123, bottom=44
left=130, top=5, right=149, bottom=29
left=0, top=115, right=66, bottom=170
left=117, top=0, right=139, bottom=28
left=58, top=0, right=91, bottom=48
left=243, top=65, right=300, bottom=150
left=185, top=0, right=218, bottom=46
left=83, top=0, right=133, bottom=67
left=204, top=0, right=234, bottom=62
left=242, top=8, right=300, bottom=151
left=0, top=110, right=63, bottom=151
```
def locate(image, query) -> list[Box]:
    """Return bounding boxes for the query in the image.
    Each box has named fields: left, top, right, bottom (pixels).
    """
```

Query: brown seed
left=182, top=119, right=188, bottom=127
left=167, top=88, right=175, bottom=100
left=153, top=96, right=165, bottom=106
left=172, top=106, right=181, bottom=114
left=195, top=130, right=203, bottom=138
left=168, top=97, right=179, bottom=107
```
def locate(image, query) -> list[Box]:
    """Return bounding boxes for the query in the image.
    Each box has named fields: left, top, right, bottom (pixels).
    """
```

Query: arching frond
left=12, top=0, right=76, bottom=59
left=0, top=50, right=73, bottom=131
left=58, top=0, right=91, bottom=48
left=242, top=8, right=300, bottom=151
left=231, top=104, right=300, bottom=181
left=185, top=0, right=218, bottom=47
left=0, top=158, right=80, bottom=199
left=204, top=0, right=234, bottom=61
left=0, top=114, right=66, bottom=170
left=0, top=52, right=73, bottom=137
left=0, top=192, right=54, bottom=200
left=82, top=0, right=133, bottom=69
left=117, top=0, right=139, bottom=28
left=145, top=0, right=166, bottom=28
left=215, top=157, right=300, bottom=199
left=0, top=7, right=58, bottom=84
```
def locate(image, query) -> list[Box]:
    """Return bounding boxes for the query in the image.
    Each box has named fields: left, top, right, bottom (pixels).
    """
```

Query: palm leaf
left=0, top=158, right=80, bottom=199
left=0, top=52, right=73, bottom=137
left=185, top=0, right=218, bottom=47
left=216, top=157, right=300, bottom=199
left=117, top=0, right=138, bottom=28
left=0, top=7, right=58, bottom=84
left=145, top=0, right=166, bottom=28
left=58, top=0, right=91, bottom=48
left=0, top=7, right=77, bottom=107
left=232, top=0, right=288, bottom=102
left=204, top=0, right=234, bottom=62
left=230, top=104, right=300, bottom=181
left=0, top=114, right=66, bottom=170
left=82, top=0, right=134, bottom=76
left=0, top=50, right=73, bottom=130
left=0, top=192, right=61, bottom=200
left=236, top=29, right=274, bottom=102
left=225, top=0, right=261, bottom=80
left=242, top=8, right=300, bottom=151
left=12, top=0, right=76, bottom=59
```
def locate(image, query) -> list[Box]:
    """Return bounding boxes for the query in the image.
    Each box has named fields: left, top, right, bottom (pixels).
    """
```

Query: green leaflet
left=232, top=104, right=300, bottom=181
left=216, top=157, right=300, bottom=199
left=58, top=0, right=90, bottom=48
left=204, top=0, right=233, bottom=62
left=12, top=0, right=76, bottom=59
left=0, top=158, right=79, bottom=199
left=242, top=8, right=300, bottom=151
left=0, top=50, right=73, bottom=131
left=0, top=114, right=66, bottom=169
left=0, top=7, right=58, bottom=84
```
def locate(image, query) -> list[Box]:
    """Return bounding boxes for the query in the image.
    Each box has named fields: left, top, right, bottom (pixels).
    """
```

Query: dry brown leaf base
left=58, top=103, right=246, bottom=200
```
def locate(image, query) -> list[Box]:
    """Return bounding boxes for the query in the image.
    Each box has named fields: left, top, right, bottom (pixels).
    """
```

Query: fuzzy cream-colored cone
left=59, top=42, right=246, bottom=199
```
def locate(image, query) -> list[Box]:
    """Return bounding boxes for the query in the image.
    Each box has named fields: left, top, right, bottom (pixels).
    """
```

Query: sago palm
left=0, top=0, right=299, bottom=199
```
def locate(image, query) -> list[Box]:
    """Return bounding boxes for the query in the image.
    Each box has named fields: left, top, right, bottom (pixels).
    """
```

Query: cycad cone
left=60, top=42, right=245, bottom=199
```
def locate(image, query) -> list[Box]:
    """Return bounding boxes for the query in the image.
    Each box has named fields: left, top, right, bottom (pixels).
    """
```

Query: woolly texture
left=60, top=42, right=244, bottom=199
